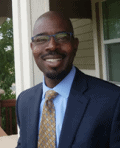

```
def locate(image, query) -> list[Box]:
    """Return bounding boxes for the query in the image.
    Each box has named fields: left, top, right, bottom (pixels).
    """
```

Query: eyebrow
left=35, top=33, right=46, bottom=36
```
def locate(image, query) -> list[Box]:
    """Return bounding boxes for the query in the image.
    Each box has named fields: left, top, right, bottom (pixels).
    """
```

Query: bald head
left=31, top=11, right=79, bottom=87
left=33, top=11, right=74, bottom=36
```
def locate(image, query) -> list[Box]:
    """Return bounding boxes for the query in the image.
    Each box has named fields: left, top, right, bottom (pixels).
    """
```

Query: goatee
left=46, top=69, right=69, bottom=80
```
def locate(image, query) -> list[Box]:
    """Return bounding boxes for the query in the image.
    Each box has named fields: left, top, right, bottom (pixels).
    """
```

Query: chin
left=46, top=69, right=69, bottom=80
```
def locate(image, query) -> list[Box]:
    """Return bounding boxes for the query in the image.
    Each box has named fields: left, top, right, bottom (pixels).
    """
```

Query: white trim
left=103, top=38, right=120, bottom=44
left=91, top=1, right=100, bottom=78
left=12, top=0, right=23, bottom=137
left=12, top=0, right=24, bottom=97
left=105, top=46, right=109, bottom=80
left=99, top=1, right=107, bottom=80
left=91, top=0, right=106, bottom=3
left=108, top=81, right=120, bottom=87
left=12, top=0, right=34, bottom=97
left=19, top=0, right=34, bottom=89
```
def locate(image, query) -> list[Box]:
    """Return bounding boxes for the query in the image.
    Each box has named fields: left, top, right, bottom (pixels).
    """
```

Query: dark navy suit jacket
left=16, top=68, right=120, bottom=148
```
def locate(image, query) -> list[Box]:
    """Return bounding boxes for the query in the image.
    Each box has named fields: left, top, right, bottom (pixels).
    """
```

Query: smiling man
left=31, top=12, right=78, bottom=88
left=16, top=11, right=120, bottom=148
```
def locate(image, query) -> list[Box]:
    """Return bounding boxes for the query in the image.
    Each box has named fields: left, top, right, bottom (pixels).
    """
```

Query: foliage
left=0, top=18, right=15, bottom=100
left=0, top=18, right=16, bottom=134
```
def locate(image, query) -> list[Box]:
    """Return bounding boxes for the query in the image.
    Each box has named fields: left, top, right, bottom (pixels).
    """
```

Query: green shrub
left=0, top=18, right=16, bottom=134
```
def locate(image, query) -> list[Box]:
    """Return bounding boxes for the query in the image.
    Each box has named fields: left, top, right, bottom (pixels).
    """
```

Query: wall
left=71, top=19, right=96, bottom=76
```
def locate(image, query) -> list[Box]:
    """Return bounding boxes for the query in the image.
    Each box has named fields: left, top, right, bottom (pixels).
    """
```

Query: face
left=31, top=16, right=79, bottom=82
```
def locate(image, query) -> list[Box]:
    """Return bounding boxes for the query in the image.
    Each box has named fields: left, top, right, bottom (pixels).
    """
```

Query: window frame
left=92, top=0, right=120, bottom=86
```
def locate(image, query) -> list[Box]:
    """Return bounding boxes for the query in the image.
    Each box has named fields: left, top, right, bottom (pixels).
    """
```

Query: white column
left=91, top=0, right=100, bottom=78
left=12, top=0, right=33, bottom=97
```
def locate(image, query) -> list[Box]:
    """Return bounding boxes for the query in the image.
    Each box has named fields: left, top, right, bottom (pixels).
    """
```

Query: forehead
left=33, top=16, right=72, bottom=36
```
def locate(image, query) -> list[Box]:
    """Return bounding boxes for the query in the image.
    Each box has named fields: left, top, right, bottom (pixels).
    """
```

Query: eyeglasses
left=31, top=32, right=73, bottom=44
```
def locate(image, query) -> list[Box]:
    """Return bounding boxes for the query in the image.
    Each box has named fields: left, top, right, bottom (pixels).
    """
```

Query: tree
left=0, top=18, right=16, bottom=134
left=0, top=18, right=15, bottom=100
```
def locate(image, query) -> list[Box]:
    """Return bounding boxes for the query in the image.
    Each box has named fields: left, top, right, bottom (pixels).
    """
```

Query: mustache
left=41, top=51, right=66, bottom=59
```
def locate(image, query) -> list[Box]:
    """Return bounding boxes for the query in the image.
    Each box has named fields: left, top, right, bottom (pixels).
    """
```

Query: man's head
left=31, top=11, right=79, bottom=87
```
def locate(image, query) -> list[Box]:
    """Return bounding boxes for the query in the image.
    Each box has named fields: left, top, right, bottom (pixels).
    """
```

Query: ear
left=73, top=37, right=79, bottom=52
left=30, top=42, right=34, bottom=50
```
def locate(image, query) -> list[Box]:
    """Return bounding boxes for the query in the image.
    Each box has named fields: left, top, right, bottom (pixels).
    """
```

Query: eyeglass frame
left=31, top=32, right=74, bottom=44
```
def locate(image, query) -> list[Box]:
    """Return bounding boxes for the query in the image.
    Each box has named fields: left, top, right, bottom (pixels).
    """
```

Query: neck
left=44, top=66, right=73, bottom=88
left=44, top=70, right=71, bottom=88
left=45, top=77, right=62, bottom=88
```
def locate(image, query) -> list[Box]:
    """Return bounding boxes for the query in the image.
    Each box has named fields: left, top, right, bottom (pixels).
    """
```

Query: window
left=102, top=0, right=120, bottom=84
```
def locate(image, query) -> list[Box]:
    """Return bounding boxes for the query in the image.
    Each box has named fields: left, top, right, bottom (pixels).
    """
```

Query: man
left=16, top=11, right=120, bottom=148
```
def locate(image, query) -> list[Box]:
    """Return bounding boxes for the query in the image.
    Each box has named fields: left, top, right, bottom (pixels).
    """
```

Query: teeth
left=46, top=59, right=62, bottom=62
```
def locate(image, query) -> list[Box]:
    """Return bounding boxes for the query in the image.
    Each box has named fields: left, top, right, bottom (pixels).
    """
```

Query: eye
left=33, top=35, right=49, bottom=44
left=56, top=33, right=71, bottom=42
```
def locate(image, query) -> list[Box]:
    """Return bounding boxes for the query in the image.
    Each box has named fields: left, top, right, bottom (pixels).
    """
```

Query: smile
left=45, top=58, right=62, bottom=62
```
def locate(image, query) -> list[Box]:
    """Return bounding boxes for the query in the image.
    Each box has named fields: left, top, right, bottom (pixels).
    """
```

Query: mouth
left=41, top=52, right=66, bottom=68
left=45, top=58, right=62, bottom=62
left=44, top=57, right=64, bottom=68
left=41, top=52, right=66, bottom=60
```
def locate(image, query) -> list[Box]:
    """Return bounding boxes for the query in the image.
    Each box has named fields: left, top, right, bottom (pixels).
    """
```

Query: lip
left=41, top=52, right=66, bottom=60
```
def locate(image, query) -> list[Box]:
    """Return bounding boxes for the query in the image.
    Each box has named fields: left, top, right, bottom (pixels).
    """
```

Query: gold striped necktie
left=38, top=90, right=58, bottom=148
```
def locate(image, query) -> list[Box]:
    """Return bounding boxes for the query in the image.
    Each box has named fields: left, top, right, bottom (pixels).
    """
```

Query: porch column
left=12, top=0, right=49, bottom=97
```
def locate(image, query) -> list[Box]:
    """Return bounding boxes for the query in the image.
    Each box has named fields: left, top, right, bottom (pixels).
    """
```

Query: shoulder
left=17, top=83, right=43, bottom=103
left=73, top=68, right=120, bottom=112
left=75, top=67, right=120, bottom=94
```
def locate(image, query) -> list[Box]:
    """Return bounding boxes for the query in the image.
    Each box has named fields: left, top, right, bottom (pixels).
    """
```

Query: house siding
left=0, top=17, right=7, bottom=26
left=71, top=19, right=95, bottom=75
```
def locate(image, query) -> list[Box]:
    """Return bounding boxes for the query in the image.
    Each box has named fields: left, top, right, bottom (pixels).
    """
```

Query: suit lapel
left=58, top=69, right=90, bottom=148
left=27, top=84, right=43, bottom=148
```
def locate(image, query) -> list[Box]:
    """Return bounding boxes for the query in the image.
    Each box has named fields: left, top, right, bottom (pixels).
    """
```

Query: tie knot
left=45, top=90, right=58, bottom=101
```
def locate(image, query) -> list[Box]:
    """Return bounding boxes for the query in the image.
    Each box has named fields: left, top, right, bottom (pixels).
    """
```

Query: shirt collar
left=42, top=66, right=76, bottom=99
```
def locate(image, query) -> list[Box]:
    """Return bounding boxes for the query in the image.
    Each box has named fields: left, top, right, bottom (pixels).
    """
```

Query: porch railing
left=0, top=99, right=17, bottom=135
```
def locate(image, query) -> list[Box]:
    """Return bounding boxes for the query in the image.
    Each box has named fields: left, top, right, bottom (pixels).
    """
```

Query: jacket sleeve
left=110, top=94, right=120, bottom=148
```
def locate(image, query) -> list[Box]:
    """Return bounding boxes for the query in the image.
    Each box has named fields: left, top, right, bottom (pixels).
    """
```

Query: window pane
left=106, top=43, right=120, bottom=82
left=102, top=0, right=120, bottom=40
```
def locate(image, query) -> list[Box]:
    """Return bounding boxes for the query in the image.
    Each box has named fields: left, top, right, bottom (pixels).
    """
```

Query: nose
left=45, top=36, right=59, bottom=51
